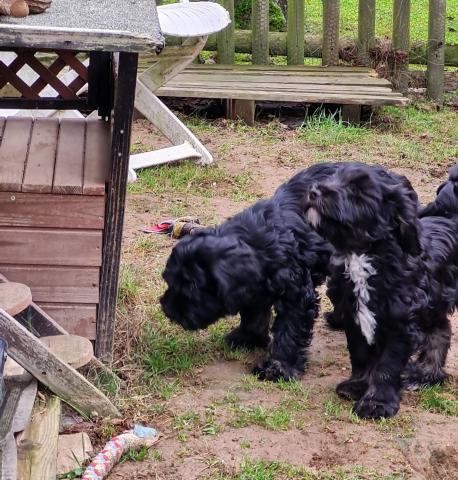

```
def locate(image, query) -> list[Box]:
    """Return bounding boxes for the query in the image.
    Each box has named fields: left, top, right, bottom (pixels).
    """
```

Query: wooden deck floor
left=156, top=64, right=408, bottom=124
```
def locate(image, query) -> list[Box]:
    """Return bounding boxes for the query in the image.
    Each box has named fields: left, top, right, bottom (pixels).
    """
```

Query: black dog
left=303, top=162, right=458, bottom=419
left=160, top=164, right=336, bottom=381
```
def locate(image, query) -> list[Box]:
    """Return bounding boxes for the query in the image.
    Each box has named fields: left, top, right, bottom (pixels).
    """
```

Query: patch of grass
left=93, top=370, right=120, bottom=397
left=217, top=459, right=406, bottom=480
left=121, top=445, right=150, bottom=463
left=229, top=404, right=293, bottom=431
left=375, top=414, right=416, bottom=439
left=128, top=161, right=259, bottom=202
left=323, top=396, right=345, bottom=420
left=298, top=110, right=373, bottom=147
left=419, top=384, right=458, bottom=416
left=118, top=263, right=143, bottom=306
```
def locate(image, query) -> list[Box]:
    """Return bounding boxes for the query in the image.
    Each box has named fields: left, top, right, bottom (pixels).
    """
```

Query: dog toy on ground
left=82, top=425, right=159, bottom=480
left=142, top=217, right=205, bottom=239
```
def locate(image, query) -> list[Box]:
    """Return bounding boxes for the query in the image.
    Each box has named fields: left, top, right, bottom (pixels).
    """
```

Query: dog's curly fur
left=303, top=162, right=458, bottom=419
left=160, top=164, right=336, bottom=381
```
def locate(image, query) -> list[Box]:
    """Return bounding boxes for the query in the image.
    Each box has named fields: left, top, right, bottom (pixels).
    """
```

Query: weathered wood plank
left=0, top=282, right=32, bottom=316
left=22, top=118, right=59, bottom=194
left=216, top=0, right=235, bottom=64
left=426, top=0, right=446, bottom=102
left=96, top=52, right=138, bottom=364
left=40, top=335, right=93, bottom=369
left=158, top=87, right=408, bottom=105
left=0, top=308, right=120, bottom=418
left=83, top=119, right=111, bottom=196
left=0, top=228, right=102, bottom=267
left=287, top=0, right=305, bottom=65
left=322, top=0, right=340, bottom=66
left=0, top=117, right=32, bottom=192
left=0, top=266, right=100, bottom=304
left=15, top=395, right=61, bottom=480
left=53, top=119, right=85, bottom=195
left=37, top=304, right=97, bottom=339
left=0, top=192, right=105, bottom=229
left=229, top=99, right=255, bottom=126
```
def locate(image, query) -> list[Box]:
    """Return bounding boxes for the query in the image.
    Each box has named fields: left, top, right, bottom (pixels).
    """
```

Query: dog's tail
left=420, top=165, right=458, bottom=218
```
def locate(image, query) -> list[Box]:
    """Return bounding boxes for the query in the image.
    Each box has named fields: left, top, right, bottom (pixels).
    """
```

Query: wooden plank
left=216, top=0, right=235, bottom=64
left=22, top=118, right=59, bottom=194
left=0, top=117, right=32, bottom=193
left=357, top=0, right=376, bottom=65
left=15, top=395, right=61, bottom=480
left=0, top=192, right=105, bottom=230
left=53, top=118, right=85, bottom=194
left=229, top=99, right=255, bottom=126
left=322, top=0, right=340, bottom=66
left=0, top=228, right=102, bottom=267
left=97, top=52, right=138, bottom=364
left=251, top=0, right=269, bottom=64
left=185, top=64, right=373, bottom=72
left=287, top=0, right=305, bottom=65
left=0, top=266, right=100, bottom=304
left=83, top=119, right=111, bottom=196
left=165, top=82, right=397, bottom=95
left=157, top=87, right=408, bottom=105
left=341, top=105, right=362, bottom=124
left=392, top=0, right=410, bottom=92
left=426, top=0, right=446, bottom=102
left=0, top=308, right=120, bottom=418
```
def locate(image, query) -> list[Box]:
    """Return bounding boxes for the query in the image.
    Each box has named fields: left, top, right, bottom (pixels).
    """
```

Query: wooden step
left=0, top=282, right=32, bottom=316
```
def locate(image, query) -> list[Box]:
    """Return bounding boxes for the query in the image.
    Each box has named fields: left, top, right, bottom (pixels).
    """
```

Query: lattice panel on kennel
left=0, top=116, right=111, bottom=339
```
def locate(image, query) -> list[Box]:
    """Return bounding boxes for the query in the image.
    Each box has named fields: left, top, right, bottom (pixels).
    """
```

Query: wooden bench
left=156, top=64, right=408, bottom=125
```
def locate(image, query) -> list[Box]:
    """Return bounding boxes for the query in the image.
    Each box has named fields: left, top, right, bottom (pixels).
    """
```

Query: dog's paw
left=225, top=327, right=269, bottom=350
left=324, top=311, right=345, bottom=330
left=252, top=358, right=301, bottom=382
left=353, top=387, right=400, bottom=419
left=404, top=367, right=449, bottom=390
left=336, top=378, right=368, bottom=401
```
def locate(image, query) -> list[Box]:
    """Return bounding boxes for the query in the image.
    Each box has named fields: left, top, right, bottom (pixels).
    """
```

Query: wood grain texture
left=0, top=265, right=100, bottom=304
left=15, top=395, right=61, bottom=480
left=22, top=118, right=59, bottom=194
left=0, top=282, right=32, bottom=316
left=96, top=52, right=138, bottom=363
left=0, top=192, right=105, bottom=229
left=0, top=117, right=32, bottom=192
left=40, top=335, right=93, bottom=369
left=83, top=119, right=111, bottom=195
left=0, top=228, right=102, bottom=266
left=37, top=303, right=97, bottom=339
left=0, top=308, right=120, bottom=418
left=53, top=118, right=85, bottom=194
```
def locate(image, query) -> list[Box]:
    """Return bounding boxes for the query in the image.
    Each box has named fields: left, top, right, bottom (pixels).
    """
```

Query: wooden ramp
left=157, top=64, right=408, bottom=125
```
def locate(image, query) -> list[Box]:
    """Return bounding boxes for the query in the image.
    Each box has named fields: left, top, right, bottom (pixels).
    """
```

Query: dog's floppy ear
left=212, top=237, right=262, bottom=314
left=385, top=181, right=421, bottom=256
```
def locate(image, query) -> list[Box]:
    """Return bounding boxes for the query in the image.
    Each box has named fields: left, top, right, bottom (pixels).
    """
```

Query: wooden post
left=322, top=0, right=340, bottom=66
left=217, top=0, right=235, bottom=64
left=427, top=0, right=446, bottom=102
left=392, top=0, right=410, bottom=92
left=287, top=0, right=305, bottom=65
left=96, top=52, right=139, bottom=364
left=357, top=0, right=375, bottom=65
left=251, top=0, right=269, bottom=64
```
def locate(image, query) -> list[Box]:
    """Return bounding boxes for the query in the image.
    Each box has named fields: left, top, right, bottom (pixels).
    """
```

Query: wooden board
left=36, top=303, right=97, bottom=339
left=0, top=228, right=102, bottom=267
left=0, top=282, right=32, bottom=316
left=0, top=117, right=32, bottom=192
left=53, top=119, right=85, bottom=194
left=22, top=118, right=59, bottom=194
left=15, top=395, right=61, bottom=480
left=83, top=119, right=111, bottom=195
left=40, top=335, right=93, bottom=369
left=0, top=266, right=100, bottom=304
left=0, top=192, right=105, bottom=229
left=57, top=433, right=93, bottom=475
left=157, top=65, right=408, bottom=107
left=0, top=308, right=120, bottom=418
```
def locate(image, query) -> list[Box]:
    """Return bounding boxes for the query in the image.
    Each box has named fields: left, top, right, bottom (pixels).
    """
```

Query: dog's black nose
left=309, top=184, right=321, bottom=201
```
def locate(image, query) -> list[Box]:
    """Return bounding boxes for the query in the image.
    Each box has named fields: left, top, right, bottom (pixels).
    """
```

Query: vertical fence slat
left=427, top=0, right=446, bottom=102
left=322, top=0, right=340, bottom=66
left=252, top=0, right=270, bottom=64
left=357, top=0, right=375, bottom=65
left=217, top=0, right=235, bottom=64
left=392, top=0, right=410, bottom=92
left=287, top=0, right=305, bottom=65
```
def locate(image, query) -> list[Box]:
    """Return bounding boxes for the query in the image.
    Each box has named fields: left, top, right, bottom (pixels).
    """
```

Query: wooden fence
left=214, top=0, right=448, bottom=102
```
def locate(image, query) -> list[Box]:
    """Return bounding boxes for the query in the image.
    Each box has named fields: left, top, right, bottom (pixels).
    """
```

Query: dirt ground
left=107, top=111, right=458, bottom=480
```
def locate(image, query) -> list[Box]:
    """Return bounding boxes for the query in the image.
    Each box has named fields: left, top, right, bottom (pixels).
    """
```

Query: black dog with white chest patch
left=160, top=164, right=336, bottom=381
left=303, top=163, right=458, bottom=419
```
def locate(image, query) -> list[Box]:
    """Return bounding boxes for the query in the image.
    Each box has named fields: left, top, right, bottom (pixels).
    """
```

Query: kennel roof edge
left=0, top=0, right=164, bottom=52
